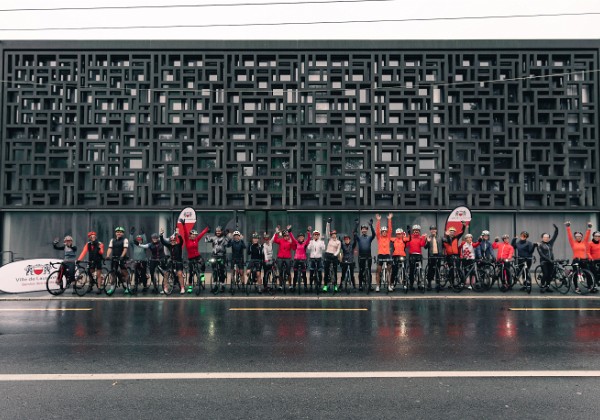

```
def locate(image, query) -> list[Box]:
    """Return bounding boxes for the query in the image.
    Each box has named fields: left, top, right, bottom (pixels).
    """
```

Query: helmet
left=465, top=234, right=473, bottom=239
left=281, top=230, right=289, bottom=236
left=395, top=228, right=404, bottom=234
left=233, top=230, right=241, bottom=236
left=313, top=230, right=321, bottom=235
left=412, top=224, right=421, bottom=231
left=87, top=231, right=96, bottom=238
left=448, top=227, right=457, bottom=232
left=429, top=225, right=437, bottom=230
left=502, top=234, right=510, bottom=239
left=343, top=234, right=350, bottom=239
left=481, top=230, right=490, bottom=236
left=190, top=229, right=199, bottom=235
left=330, top=230, right=337, bottom=235
left=136, top=235, right=143, bottom=241
left=114, top=226, right=125, bottom=233
left=520, top=231, right=529, bottom=238
left=297, top=232, right=305, bottom=237
left=151, top=233, right=159, bottom=239
left=252, top=232, right=260, bottom=239
left=360, top=224, right=368, bottom=229
left=592, top=231, right=600, bottom=237
left=63, top=235, right=73, bottom=242
left=215, top=226, right=223, bottom=231
left=574, top=231, right=583, bottom=237
left=380, top=226, right=388, bottom=232
left=263, top=233, right=271, bottom=238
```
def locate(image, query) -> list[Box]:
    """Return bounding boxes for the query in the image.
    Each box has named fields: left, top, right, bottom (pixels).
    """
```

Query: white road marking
left=1, top=370, right=600, bottom=381
left=0, top=308, right=92, bottom=311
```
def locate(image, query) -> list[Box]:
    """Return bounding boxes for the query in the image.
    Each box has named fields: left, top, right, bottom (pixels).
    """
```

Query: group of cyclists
left=50, top=215, right=600, bottom=296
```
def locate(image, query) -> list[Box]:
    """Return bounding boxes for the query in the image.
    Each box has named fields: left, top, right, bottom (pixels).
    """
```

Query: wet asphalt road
left=1, top=295, right=600, bottom=419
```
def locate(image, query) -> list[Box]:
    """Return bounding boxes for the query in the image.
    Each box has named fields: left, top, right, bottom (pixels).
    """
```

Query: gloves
left=327, top=217, right=332, bottom=223
left=206, top=225, right=211, bottom=233
left=369, top=219, right=373, bottom=225
left=179, top=218, right=185, bottom=224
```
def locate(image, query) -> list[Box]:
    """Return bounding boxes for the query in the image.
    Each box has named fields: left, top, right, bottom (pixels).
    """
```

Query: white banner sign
left=0, top=259, right=60, bottom=293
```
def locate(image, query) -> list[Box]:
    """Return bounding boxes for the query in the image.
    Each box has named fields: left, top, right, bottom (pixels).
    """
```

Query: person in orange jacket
left=565, top=221, right=593, bottom=293
left=375, top=213, right=393, bottom=292
left=78, top=231, right=105, bottom=294
left=391, top=228, right=407, bottom=291
left=589, top=228, right=600, bottom=293
left=492, top=234, right=515, bottom=291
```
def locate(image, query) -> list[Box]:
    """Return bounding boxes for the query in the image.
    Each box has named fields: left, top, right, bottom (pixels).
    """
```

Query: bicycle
left=358, top=257, right=372, bottom=294
left=378, top=256, right=393, bottom=294
left=72, top=260, right=108, bottom=296
left=230, top=262, right=243, bottom=295
left=209, top=256, right=227, bottom=295
left=425, top=256, right=447, bottom=291
left=534, top=259, right=571, bottom=294
left=187, top=259, right=206, bottom=296
left=341, top=262, right=355, bottom=294
left=46, top=261, right=81, bottom=296
left=291, top=260, right=308, bottom=295
left=104, top=257, right=134, bottom=296
left=461, top=259, right=493, bottom=292
left=513, top=257, right=534, bottom=294
left=392, top=256, right=407, bottom=294
left=308, top=258, right=323, bottom=295
left=129, top=259, right=149, bottom=295
left=446, top=256, right=465, bottom=292
left=409, top=255, right=426, bottom=293
left=246, top=260, right=262, bottom=295
left=570, top=261, right=595, bottom=295
left=494, top=259, right=516, bottom=292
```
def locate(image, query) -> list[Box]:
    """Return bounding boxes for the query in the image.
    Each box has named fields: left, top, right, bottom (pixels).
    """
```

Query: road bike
left=570, top=261, right=595, bottom=295
left=425, top=256, right=448, bottom=291
left=209, top=256, right=227, bottom=295
left=534, top=259, right=571, bottom=294
left=129, top=259, right=150, bottom=295
left=308, top=258, right=323, bottom=295
left=104, top=257, right=134, bottom=296
left=341, top=261, right=355, bottom=294
left=378, top=256, right=393, bottom=294
left=230, top=262, right=243, bottom=295
left=513, top=257, right=534, bottom=294
left=72, top=260, right=109, bottom=296
left=392, top=256, right=407, bottom=293
left=446, top=256, right=465, bottom=292
left=187, top=258, right=206, bottom=296
left=461, top=259, right=494, bottom=292
left=291, top=260, right=308, bottom=295
left=409, top=255, right=426, bottom=293
left=358, top=257, right=372, bottom=294
left=46, top=261, right=82, bottom=296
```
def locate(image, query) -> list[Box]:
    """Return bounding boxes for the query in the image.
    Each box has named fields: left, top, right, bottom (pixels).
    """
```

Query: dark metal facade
left=1, top=41, right=599, bottom=211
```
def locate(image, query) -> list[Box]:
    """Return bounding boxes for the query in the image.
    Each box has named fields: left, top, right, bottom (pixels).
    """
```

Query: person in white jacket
left=323, top=218, right=342, bottom=292
left=306, top=226, right=326, bottom=292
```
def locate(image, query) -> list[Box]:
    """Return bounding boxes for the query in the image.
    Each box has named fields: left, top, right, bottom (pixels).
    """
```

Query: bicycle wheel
left=451, top=264, right=464, bottom=293
left=438, top=264, right=448, bottom=289
left=534, top=265, right=543, bottom=288
left=104, top=271, right=117, bottom=296
left=74, top=268, right=91, bottom=296
left=552, top=268, right=571, bottom=294
left=576, top=269, right=594, bottom=295
left=94, top=267, right=109, bottom=293
left=193, top=268, right=203, bottom=296
left=479, top=263, right=494, bottom=291
left=163, top=270, right=175, bottom=295
left=416, top=267, right=425, bottom=293
left=151, top=270, right=161, bottom=294
left=129, top=270, right=139, bottom=295
left=46, top=269, right=66, bottom=295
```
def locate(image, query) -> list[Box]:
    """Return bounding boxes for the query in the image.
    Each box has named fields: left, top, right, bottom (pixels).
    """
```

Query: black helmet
left=429, top=225, right=437, bottom=230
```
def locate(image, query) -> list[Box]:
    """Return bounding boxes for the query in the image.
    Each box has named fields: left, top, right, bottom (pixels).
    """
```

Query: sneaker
left=359, top=286, right=363, bottom=291
left=575, top=288, right=582, bottom=294
left=322, top=285, right=328, bottom=292
left=467, top=285, right=472, bottom=290
left=200, top=274, right=205, bottom=283
left=124, top=288, right=131, bottom=295
left=187, top=286, right=193, bottom=293
left=375, top=286, right=380, bottom=292
left=388, top=285, right=394, bottom=292
left=180, top=288, right=185, bottom=295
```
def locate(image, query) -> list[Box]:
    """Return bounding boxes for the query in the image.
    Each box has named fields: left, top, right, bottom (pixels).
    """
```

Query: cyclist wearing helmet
left=105, top=227, right=130, bottom=294
left=246, top=233, right=264, bottom=292
left=307, top=226, right=326, bottom=291
left=262, top=232, right=276, bottom=291
left=459, top=233, right=480, bottom=290
left=205, top=226, right=230, bottom=292
left=53, top=234, right=78, bottom=293
left=537, top=224, right=559, bottom=293
left=443, top=222, right=466, bottom=288
left=135, top=232, right=166, bottom=294
left=129, top=227, right=148, bottom=292
left=290, top=229, right=310, bottom=293
left=323, top=218, right=341, bottom=292
left=511, top=230, right=536, bottom=291
left=475, top=230, right=494, bottom=261
left=160, top=228, right=185, bottom=294
left=375, top=213, right=393, bottom=292
left=227, top=230, right=247, bottom=288
left=405, top=224, right=427, bottom=291
left=354, top=218, right=376, bottom=291
left=78, top=231, right=105, bottom=294
left=391, top=228, right=407, bottom=292
left=340, top=231, right=358, bottom=290
left=179, top=218, right=210, bottom=292
left=274, top=225, right=294, bottom=290
left=425, top=225, right=444, bottom=290
left=565, top=221, right=593, bottom=294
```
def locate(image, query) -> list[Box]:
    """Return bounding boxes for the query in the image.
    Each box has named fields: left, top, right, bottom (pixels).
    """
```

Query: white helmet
left=412, top=224, right=421, bottom=231
left=482, top=230, right=490, bottom=236
left=395, top=228, right=404, bottom=234
left=63, top=235, right=73, bottom=242
left=233, top=230, right=241, bottom=236
left=465, top=233, right=473, bottom=239
left=381, top=226, right=388, bottom=232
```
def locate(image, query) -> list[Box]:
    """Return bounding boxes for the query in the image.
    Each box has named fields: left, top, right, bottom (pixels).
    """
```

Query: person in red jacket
left=589, top=229, right=600, bottom=293
left=78, top=231, right=105, bottom=294
left=274, top=225, right=294, bottom=290
left=179, top=218, right=210, bottom=293
left=565, top=221, right=593, bottom=294
left=493, top=234, right=515, bottom=291
left=406, top=224, right=427, bottom=291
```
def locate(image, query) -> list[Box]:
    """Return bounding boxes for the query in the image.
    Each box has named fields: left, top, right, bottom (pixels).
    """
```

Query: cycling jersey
left=460, top=240, right=480, bottom=259
left=354, top=224, right=376, bottom=257
left=290, top=232, right=309, bottom=260
left=137, top=241, right=166, bottom=260
left=537, top=225, right=559, bottom=263
left=443, top=229, right=464, bottom=256
left=227, top=239, right=247, bottom=259
left=161, top=234, right=184, bottom=262
left=205, top=234, right=230, bottom=257
left=307, top=238, right=326, bottom=259
left=492, top=241, right=514, bottom=261
left=405, top=233, right=427, bottom=255
left=108, top=237, right=129, bottom=258
left=181, top=224, right=210, bottom=259
left=589, top=240, right=600, bottom=260
left=263, top=235, right=275, bottom=263
left=78, top=240, right=104, bottom=261
left=475, top=239, right=494, bottom=260
left=567, top=226, right=591, bottom=259
left=511, top=238, right=535, bottom=259
left=274, top=234, right=294, bottom=259
left=247, top=243, right=264, bottom=261
left=375, top=219, right=393, bottom=256
left=54, top=242, right=77, bottom=261
left=129, top=234, right=147, bottom=261
left=340, top=239, right=357, bottom=263
left=391, top=237, right=407, bottom=257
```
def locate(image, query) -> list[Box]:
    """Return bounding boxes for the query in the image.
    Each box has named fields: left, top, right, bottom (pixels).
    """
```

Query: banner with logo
left=445, top=206, right=472, bottom=235
left=0, top=259, right=59, bottom=293
left=176, top=207, right=197, bottom=244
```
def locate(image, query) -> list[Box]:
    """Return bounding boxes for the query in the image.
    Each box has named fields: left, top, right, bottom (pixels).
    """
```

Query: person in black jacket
left=160, top=228, right=185, bottom=294
left=536, top=224, right=559, bottom=293
left=512, top=231, right=536, bottom=291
